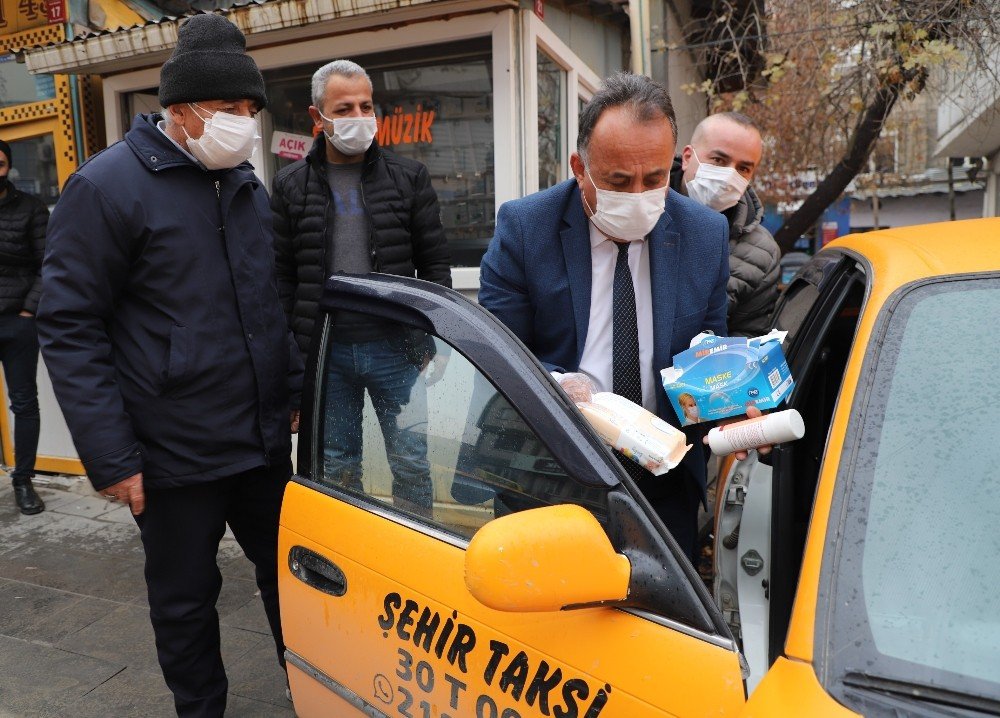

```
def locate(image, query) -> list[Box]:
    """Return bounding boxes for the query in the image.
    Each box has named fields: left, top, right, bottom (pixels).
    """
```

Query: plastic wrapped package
left=577, top=393, right=691, bottom=476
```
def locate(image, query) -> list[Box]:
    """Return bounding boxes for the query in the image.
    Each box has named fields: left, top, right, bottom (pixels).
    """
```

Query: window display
left=3, top=134, right=58, bottom=204
left=0, top=54, right=56, bottom=109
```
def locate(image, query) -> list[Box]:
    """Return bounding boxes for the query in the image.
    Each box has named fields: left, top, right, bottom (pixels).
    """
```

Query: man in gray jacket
left=670, top=112, right=780, bottom=337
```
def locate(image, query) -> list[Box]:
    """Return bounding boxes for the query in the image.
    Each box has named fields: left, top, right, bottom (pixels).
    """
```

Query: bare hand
left=290, top=409, right=300, bottom=434
left=100, top=473, right=145, bottom=516
left=18, top=311, right=32, bottom=317
left=703, top=405, right=773, bottom=460
left=559, top=372, right=598, bottom=404
left=422, top=352, right=449, bottom=386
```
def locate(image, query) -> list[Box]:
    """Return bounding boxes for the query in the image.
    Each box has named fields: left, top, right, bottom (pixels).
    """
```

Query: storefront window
left=5, top=134, right=59, bottom=204
left=0, top=54, right=56, bottom=109
left=537, top=50, right=565, bottom=190
left=265, top=40, right=495, bottom=268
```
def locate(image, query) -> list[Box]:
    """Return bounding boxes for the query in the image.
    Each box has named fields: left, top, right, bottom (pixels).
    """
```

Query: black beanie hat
left=0, top=140, right=10, bottom=166
left=158, top=14, right=266, bottom=109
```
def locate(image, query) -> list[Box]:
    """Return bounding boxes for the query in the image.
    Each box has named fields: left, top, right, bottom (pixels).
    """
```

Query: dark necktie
left=611, top=241, right=650, bottom=483
left=612, top=241, right=642, bottom=405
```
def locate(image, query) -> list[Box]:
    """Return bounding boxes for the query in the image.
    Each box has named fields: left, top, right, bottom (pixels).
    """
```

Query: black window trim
left=766, top=248, right=871, bottom=664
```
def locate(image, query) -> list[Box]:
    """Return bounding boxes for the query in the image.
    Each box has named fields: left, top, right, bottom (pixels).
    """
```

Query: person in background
left=0, top=139, right=46, bottom=516
left=270, top=59, right=451, bottom=518
left=36, top=15, right=301, bottom=716
left=670, top=112, right=780, bottom=337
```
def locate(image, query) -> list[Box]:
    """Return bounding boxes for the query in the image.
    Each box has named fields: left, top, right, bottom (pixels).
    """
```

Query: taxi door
left=280, top=274, right=747, bottom=718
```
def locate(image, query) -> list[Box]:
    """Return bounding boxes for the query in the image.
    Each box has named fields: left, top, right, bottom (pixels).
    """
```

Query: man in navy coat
left=37, top=15, right=300, bottom=717
left=480, top=73, right=730, bottom=561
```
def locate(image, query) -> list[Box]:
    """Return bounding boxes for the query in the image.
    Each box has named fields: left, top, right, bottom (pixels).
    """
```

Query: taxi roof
left=826, top=217, right=1000, bottom=287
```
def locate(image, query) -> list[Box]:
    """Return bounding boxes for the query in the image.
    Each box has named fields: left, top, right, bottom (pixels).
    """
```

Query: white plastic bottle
left=707, top=409, right=805, bottom=456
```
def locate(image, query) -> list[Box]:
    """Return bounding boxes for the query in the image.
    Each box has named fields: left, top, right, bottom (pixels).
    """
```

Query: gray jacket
left=724, top=186, right=780, bottom=337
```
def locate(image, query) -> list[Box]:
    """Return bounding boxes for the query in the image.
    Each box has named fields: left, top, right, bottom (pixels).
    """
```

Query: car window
left=824, top=276, right=1000, bottom=707
left=314, top=315, right=608, bottom=540
left=772, top=279, right=820, bottom=345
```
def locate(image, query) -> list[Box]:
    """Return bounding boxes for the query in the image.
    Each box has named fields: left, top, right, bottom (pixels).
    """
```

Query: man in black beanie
left=37, top=13, right=302, bottom=717
left=0, top=139, right=47, bottom=516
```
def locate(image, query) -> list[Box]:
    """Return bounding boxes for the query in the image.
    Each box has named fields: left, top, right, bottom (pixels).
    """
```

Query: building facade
left=936, top=45, right=1000, bottom=217
left=22, top=0, right=636, bottom=289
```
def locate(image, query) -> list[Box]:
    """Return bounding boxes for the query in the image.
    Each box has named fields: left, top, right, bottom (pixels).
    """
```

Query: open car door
left=714, top=252, right=867, bottom=692
left=280, top=274, right=748, bottom=717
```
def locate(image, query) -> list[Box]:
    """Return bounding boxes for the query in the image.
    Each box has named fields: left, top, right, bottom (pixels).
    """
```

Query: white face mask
left=581, top=168, right=667, bottom=241
left=683, top=403, right=699, bottom=422
left=183, top=104, right=259, bottom=170
left=685, top=148, right=749, bottom=211
left=320, top=112, right=378, bottom=156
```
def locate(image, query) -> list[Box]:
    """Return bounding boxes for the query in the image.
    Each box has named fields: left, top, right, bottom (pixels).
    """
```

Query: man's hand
left=18, top=311, right=32, bottom=317
left=421, top=352, right=449, bottom=386
left=558, top=372, right=598, bottom=404
left=704, top=405, right=773, bottom=460
left=290, top=409, right=300, bottom=434
left=100, top=473, right=145, bottom=516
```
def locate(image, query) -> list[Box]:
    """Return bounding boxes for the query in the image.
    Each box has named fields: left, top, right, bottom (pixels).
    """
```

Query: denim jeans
left=323, top=336, right=433, bottom=515
left=0, top=315, right=40, bottom=483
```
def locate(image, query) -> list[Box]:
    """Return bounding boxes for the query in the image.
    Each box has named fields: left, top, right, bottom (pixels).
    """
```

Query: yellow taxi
left=279, top=218, right=1000, bottom=717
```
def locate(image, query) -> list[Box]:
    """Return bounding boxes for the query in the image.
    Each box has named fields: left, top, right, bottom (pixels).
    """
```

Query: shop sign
left=0, top=0, right=51, bottom=32
left=44, top=0, right=65, bottom=23
left=376, top=104, right=436, bottom=148
left=270, top=130, right=313, bottom=160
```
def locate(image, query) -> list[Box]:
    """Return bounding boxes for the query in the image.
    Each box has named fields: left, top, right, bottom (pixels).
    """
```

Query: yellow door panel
left=280, top=481, right=746, bottom=718
left=741, top=658, right=860, bottom=718
left=288, top=662, right=364, bottom=716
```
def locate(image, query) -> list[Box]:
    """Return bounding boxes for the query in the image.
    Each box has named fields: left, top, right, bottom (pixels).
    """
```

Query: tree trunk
left=774, top=85, right=900, bottom=254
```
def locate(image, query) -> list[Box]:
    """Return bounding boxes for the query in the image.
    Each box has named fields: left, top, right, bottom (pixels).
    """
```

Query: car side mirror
left=465, top=504, right=630, bottom=612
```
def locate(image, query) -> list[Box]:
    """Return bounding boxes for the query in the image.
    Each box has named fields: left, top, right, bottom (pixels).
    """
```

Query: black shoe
left=13, top=479, right=45, bottom=515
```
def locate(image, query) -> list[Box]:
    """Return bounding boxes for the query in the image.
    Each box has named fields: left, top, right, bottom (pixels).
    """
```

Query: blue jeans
left=323, top=337, right=433, bottom=516
left=0, top=315, right=40, bottom=483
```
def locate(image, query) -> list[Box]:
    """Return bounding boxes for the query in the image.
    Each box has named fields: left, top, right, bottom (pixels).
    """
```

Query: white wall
left=649, top=0, right=705, bottom=146
left=536, top=3, right=625, bottom=80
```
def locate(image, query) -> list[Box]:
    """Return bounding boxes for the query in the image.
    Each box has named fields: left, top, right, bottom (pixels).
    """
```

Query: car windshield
left=824, top=275, right=1000, bottom=708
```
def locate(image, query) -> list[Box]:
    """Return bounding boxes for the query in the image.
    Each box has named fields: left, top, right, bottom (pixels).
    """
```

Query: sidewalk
left=0, top=473, right=295, bottom=718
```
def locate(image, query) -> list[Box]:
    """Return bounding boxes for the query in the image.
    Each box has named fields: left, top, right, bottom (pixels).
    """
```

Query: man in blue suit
left=480, top=73, right=730, bottom=561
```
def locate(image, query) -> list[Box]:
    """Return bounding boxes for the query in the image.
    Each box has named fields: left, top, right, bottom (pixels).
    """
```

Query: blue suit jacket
left=479, top=179, right=730, bottom=496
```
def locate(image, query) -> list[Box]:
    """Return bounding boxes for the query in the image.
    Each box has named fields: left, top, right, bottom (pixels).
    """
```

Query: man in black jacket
left=0, top=139, right=46, bottom=515
left=37, top=15, right=301, bottom=717
left=670, top=112, right=780, bottom=337
left=271, top=59, right=451, bottom=516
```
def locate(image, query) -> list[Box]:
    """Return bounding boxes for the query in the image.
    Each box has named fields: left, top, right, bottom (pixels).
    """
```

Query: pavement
left=0, top=472, right=296, bottom=718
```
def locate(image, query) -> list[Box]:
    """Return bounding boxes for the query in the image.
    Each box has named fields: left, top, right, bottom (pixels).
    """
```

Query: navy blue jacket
left=479, top=179, right=729, bottom=499
left=37, top=114, right=302, bottom=491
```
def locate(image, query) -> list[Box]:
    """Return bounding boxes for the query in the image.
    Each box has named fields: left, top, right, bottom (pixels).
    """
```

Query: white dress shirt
left=577, top=222, right=656, bottom=411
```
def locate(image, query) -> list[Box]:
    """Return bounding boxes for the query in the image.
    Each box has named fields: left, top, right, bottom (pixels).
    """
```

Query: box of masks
left=660, top=330, right=794, bottom=425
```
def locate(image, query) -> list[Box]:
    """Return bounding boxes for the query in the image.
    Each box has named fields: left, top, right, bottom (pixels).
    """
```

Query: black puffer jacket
left=0, top=188, right=47, bottom=315
left=270, top=136, right=451, bottom=355
left=671, top=158, right=780, bottom=337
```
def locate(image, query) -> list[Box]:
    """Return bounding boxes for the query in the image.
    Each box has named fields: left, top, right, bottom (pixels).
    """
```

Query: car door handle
left=288, top=546, right=347, bottom=597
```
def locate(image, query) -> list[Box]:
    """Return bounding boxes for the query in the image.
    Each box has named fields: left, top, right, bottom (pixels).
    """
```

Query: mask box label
left=660, top=330, right=794, bottom=425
